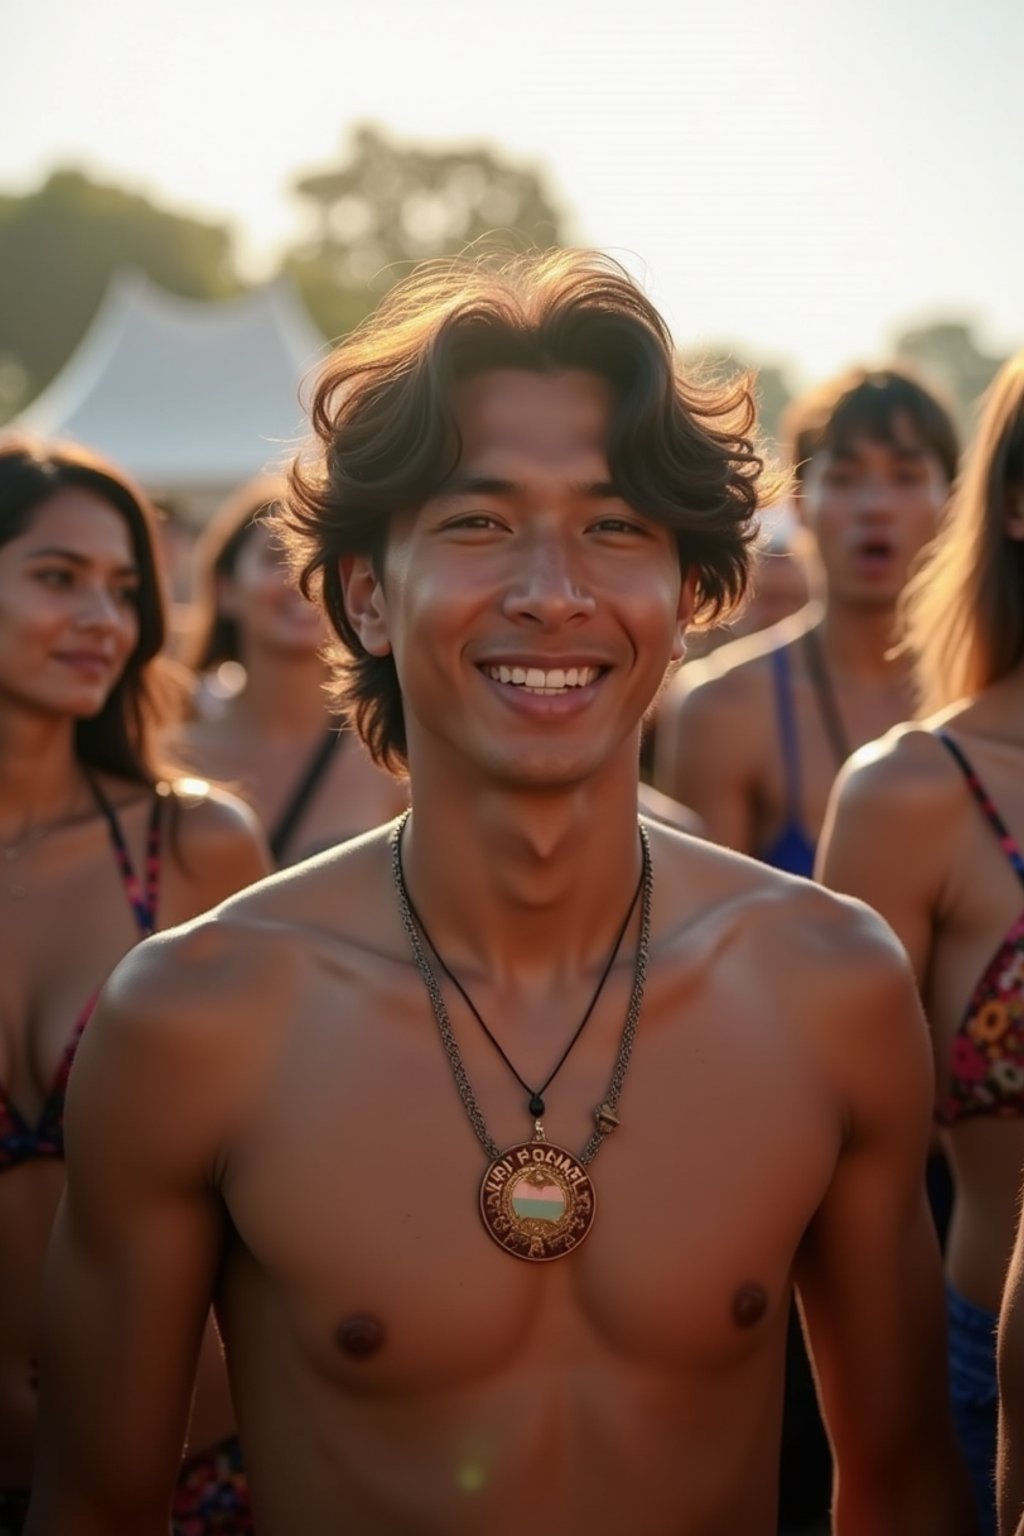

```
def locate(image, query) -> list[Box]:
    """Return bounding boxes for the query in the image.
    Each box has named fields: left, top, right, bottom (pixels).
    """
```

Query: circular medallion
left=479, top=1140, right=596, bottom=1262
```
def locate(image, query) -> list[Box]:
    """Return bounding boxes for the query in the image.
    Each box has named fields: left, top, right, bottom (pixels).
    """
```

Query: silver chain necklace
left=390, top=813, right=653, bottom=1262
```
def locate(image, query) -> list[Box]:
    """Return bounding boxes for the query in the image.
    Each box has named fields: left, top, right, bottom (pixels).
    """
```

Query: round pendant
left=479, top=1140, right=596, bottom=1262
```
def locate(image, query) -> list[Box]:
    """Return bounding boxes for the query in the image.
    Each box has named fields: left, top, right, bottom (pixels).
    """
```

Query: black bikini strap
left=269, top=729, right=342, bottom=863
left=937, top=731, right=1024, bottom=892
left=87, top=773, right=163, bottom=934
left=802, top=629, right=851, bottom=767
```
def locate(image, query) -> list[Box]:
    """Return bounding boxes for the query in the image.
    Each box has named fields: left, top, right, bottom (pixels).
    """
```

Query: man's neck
left=398, top=753, right=646, bottom=992
left=816, top=601, right=906, bottom=684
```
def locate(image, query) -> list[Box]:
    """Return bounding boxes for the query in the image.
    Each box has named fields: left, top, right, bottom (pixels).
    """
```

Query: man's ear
left=340, top=554, right=391, bottom=656
left=672, top=570, right=698, bottom=661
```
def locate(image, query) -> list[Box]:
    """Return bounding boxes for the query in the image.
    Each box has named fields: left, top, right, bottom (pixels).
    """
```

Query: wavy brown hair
left=280, top=249, right=781, bottom=771
left=0, top=435, right=171, bottom=785
left=902, top=351, right=1024, bottom=712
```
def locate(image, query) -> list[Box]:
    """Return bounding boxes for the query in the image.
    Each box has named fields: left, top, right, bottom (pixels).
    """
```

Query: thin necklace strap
left=397, top=830, right=644, bottom=1109
left=802, top=628, right=851, bottom=766
left=391, top=812, right=653, bottom=1166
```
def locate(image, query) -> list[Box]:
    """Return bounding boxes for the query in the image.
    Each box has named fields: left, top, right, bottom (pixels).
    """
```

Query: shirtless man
left=653, top=367, right=959, bottom=875
left=27, top=254, right=972, bottom=1535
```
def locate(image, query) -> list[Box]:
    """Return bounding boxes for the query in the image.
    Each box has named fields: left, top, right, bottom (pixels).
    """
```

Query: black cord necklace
left=391, top=813, right=654, bottom=1262
left=396, top=841, right=644, bottom=1122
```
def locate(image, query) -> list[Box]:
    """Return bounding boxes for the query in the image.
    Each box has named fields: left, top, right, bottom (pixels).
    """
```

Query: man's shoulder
left=651, top=821, right=907, bottom=983
left=672, top=611, right=816, bottom=716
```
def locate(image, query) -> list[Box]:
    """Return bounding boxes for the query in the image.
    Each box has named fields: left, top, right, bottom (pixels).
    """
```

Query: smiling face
left=342, top=369, right=691, bottom=790
left=799, top=418, right=949, bottom=610
left=0, top=487, right=141, bottom=721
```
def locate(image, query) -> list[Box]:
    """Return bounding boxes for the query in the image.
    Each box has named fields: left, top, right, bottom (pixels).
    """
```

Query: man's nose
left=501, top=532, right=596, bottom=628
left=854, top=477, right=897, bottom=516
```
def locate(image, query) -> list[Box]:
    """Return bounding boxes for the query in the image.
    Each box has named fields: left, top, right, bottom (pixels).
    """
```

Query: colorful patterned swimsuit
left=935, top=731, right=1024, bottom=1125
left=0, top=783, right=161, bottom=1167
left=0, top=783, right=253, bottom=1535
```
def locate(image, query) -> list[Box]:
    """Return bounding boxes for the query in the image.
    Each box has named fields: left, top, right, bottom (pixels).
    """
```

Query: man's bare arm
left=652, top=670, right=761, bottom=853
left=26, top=923, right=268, bottom=1535
left=792, top=903, right=975, bottom=1534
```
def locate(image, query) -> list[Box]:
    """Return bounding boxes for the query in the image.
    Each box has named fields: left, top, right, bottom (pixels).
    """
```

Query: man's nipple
left=336, top=1315, right=387, bottom=1359
left=731, top=1283, right=768, bottom=1329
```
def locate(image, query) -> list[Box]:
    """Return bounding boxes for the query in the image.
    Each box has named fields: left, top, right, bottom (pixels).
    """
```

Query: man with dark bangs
left=28, top=257, right=971, bottom=1534
left=653, top=366, right=959, bottom=1530
left=655, top=367, right=958, bottom=878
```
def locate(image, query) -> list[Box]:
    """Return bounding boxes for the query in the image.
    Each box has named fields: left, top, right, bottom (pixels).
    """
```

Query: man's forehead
left=817, top=416, right=935, bottom=465
left=449, top=369, right=614, bottom=467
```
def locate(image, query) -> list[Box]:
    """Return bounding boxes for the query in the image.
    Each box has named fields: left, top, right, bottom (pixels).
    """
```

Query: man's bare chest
left=219, top=954, right=840, bottom=1396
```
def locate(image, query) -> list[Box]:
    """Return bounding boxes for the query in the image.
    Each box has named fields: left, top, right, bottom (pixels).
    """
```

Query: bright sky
left=2, top=0, right=1021, bottom=385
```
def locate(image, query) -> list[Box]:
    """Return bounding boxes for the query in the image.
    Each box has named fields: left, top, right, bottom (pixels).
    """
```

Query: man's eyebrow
left=23, top=545, right=139, bottom=574
left=830, top=441, right=928, bottom=464
left=434, top=474, right=623, bottom=499
left=434, top=474, right=518, bottom=499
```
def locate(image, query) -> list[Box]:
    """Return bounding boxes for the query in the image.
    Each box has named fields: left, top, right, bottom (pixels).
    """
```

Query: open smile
left=481, top=663, right=603, bottom=697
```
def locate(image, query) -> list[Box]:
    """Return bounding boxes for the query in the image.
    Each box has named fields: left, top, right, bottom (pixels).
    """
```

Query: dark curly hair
left=280, top=249, right=780, bottom=771
left=0, top=434, right=171, bottom=785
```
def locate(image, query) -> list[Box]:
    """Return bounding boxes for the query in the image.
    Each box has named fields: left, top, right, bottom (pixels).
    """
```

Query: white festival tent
left=14, top=270, right=327, bottom=519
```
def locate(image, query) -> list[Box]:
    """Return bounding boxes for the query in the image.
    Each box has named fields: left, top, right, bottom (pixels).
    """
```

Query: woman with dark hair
left=0, top=437, right=268, bottom=1533
left=820, top=352, right=1024, bottom=1536
left=173, top=474, right=406, bottom=866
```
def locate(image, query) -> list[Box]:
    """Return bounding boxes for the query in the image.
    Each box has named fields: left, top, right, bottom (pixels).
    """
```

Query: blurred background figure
left=653, top=366, right=958, bottom=873
left=652, top=365, right=959, bottom=1536
left=0, top=437, right=268, bottom=1533
left=735, top=505, right=812, bottom=640
left=172, top=474, right=406, bottom=866
left=822, top=352, right=1024, bottom=1536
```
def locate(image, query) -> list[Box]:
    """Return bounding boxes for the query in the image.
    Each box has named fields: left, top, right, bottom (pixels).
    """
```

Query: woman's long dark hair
left=0, top=435, right=171, bottom=785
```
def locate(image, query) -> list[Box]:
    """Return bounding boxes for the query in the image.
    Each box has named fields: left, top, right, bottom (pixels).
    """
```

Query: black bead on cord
left=395, top=828, right=645, bottom=1120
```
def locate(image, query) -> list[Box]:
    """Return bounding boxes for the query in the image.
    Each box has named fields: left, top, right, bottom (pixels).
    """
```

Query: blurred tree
left=286, top=123, right=567, bottom=339
left=0, top=168, right=241, bottom=415
left=893, top=319, right=1007, bottom=435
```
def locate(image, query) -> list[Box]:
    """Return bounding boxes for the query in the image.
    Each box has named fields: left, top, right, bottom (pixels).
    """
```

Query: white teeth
left=484, top=664, right=599, bottom=691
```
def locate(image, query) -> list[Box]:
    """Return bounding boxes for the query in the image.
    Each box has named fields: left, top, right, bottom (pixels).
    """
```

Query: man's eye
left=593, top=517, right=647, bottom=535
left=447, top=514, right=502, bottom=530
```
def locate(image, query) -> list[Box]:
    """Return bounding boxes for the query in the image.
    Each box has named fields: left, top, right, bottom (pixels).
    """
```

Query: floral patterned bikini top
left=0, top=784, right=162, bottom=1169
left=936, top=731, right=1024, bottom=1127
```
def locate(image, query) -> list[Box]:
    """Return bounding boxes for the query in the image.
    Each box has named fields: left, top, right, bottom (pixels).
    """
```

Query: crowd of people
left=0, top=247, right=1022, bottom=1534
